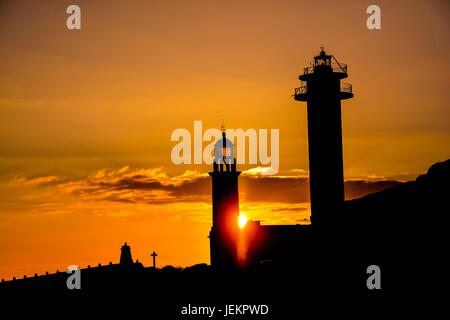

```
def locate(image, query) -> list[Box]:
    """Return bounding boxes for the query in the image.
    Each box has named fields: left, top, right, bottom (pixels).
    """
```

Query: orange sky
left=0, top=0, right=449, bottom=280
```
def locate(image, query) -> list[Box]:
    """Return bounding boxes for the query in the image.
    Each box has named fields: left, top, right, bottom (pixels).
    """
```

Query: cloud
left=53, top=167, right=210, bottom=205
left=240, top=168, right=401, bottom=204
left=1, top=166, right=403, bottom=228
left=242, top=167, right=309, bottom=178
left=271, top=206, right=307, bottom=212
left=10, top=175, right=59, bottom=186
left=240, top=202, right=311, bottom=225
left=7, top=166, right=402, bottom=210
left=344, top=179, right=402, bottom=200
left=241, top=176, right=310, bottom=203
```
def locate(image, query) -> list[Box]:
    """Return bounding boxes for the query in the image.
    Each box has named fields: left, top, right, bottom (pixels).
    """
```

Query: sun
left=238, top=214, right=248, bottom=229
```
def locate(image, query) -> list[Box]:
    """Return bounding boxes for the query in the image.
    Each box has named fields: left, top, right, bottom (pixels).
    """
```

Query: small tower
left=294, top=49, right=353, bottom=228
left=209, top=128, right=240, bottom=269
left=120, top=242, right=134, bottom=265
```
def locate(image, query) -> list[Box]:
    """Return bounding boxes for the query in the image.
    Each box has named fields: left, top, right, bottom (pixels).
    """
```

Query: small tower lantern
left=214, top=131, right=235, bottom=164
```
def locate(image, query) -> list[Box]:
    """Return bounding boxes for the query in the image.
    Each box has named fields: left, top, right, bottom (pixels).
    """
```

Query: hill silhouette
left=345, top=158, right=448, bottom=259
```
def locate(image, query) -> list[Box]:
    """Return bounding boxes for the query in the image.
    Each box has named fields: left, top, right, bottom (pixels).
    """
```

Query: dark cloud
left=344, top=180, right=402, bottom=200
left=240, top=177, right=310, bottom=203
left=240, top=176, right=400, bottom=204
left=14, top=167, right=402, bottom=206
left=270, top=207, right=308, bottom=212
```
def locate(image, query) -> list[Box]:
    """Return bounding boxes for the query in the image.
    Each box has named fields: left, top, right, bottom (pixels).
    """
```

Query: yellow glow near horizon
left=238, top=215, right=248, bottom=229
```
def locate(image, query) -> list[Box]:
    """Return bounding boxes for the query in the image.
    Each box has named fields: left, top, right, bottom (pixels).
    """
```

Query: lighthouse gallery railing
left=294, top=82, right=352, bottom=96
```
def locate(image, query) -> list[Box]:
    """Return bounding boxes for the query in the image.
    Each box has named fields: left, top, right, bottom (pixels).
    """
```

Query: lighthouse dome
left=214, top=133, right=234, bottom=163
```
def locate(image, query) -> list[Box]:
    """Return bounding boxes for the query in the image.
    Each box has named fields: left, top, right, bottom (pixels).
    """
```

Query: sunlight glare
left=238, top=215, right=248, bottom=229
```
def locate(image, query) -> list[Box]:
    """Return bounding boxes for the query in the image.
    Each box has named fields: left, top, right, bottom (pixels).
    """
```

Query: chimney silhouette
left=209, top=129, right=240, bottom=269
left=120, top=242, right=134, bottom=265
left=294, top=49, right=353, bottom=227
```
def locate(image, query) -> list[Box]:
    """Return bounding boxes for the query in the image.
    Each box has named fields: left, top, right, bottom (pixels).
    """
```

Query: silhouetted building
left=209, top=130, right=240, bottom=269
left=209, top=49, right=353, bottom=269
left=208, top=130, right=311, bottom=269
left=120, top=242, right=134, bottom=265
left=294, top=49, right=353, bottom=227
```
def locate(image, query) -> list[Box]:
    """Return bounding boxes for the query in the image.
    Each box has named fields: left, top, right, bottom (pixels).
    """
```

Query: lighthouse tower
left=294, top=49, right=353, bottom=228
left=209, top=129, right=240, bottom=269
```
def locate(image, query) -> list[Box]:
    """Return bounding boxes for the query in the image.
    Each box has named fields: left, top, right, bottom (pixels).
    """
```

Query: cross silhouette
left=151, top=251, right=158, bottom=268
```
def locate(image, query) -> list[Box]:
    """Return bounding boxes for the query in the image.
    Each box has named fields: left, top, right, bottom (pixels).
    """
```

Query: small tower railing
left=303, top=62, right=348, bottom=75
left=294, top=84, right=307, bottom=96
left=340, top=82, right=352, bottom=94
